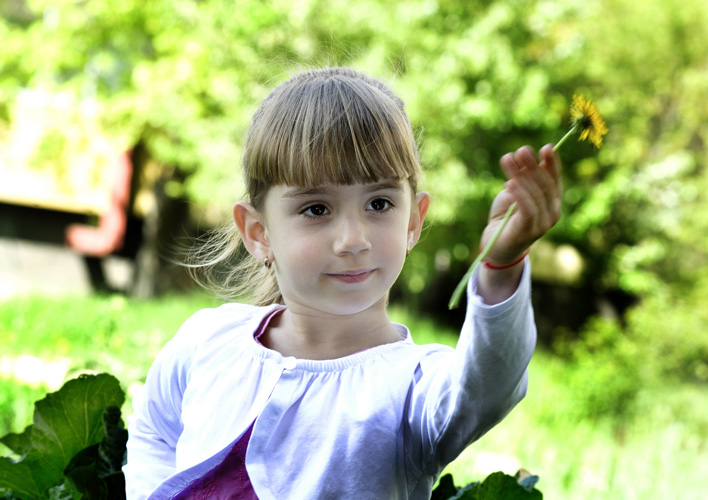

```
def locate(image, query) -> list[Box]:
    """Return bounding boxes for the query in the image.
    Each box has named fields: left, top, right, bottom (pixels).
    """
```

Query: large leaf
left=457, top=471, right=543, bottom=500
left=0, top=374, right=124, bottom=499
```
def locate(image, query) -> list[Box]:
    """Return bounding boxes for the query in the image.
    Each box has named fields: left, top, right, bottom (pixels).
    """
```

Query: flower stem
left=553, top=125, right=577, bottom=151
left=448, top=201, right=518, bottom=309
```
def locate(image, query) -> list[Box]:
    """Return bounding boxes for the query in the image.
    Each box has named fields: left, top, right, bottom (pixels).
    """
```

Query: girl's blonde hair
left=187, top=67, right=422, bottom=305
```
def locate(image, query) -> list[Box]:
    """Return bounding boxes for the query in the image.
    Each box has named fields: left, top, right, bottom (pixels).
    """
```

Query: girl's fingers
left=512, top=153, right=548, bottom=209
left=508, top=179, right=556, bottom=245
left=502, top=147, right=547, bottom=213
left=507, top=146, right=553, bottom=195
left=513, top=146, right=538, bottom=171
left=538, top=144, right=563, bottom=218
left=500, top=152, right=521, bottom=180
left=540, top=143, right=563, bottom=183
left=513, top=145, right=561, bottom=216
left=508, top=175, right=544, bottom=227
left=499, top=144, right=563, bottom=234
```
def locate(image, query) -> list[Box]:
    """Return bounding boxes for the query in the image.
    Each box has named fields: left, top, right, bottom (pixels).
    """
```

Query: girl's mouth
left=327, top=270, right=375, bottom=284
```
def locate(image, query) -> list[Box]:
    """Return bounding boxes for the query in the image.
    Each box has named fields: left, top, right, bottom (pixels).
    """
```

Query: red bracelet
left=483, top=250, right=529, bottom=270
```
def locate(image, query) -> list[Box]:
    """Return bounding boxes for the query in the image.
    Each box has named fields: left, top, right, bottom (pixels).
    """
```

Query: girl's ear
left=407, top=191, right=430, bottom=250
left=234, top=201, right=271, bottom=263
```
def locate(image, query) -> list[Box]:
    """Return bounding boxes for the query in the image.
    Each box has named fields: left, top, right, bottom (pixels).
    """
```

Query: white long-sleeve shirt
left=124, top=263, right=536, bottom=499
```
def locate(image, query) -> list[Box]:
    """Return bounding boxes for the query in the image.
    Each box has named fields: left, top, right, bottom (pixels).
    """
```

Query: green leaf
left=0, top=374, right=124, bottom=499
left=448, top=481, right=479, bottom=500
left=0, top=458, right=43, bottom=499
left=0, top=427, right=32, bottom=459
left=63, top=444, right=109, bottom=500
left=431, top=474, right=459, bottom=500
left=29, top=374, right=124, bottom=488
left=63, top=407, right=128, bottom=500
left=456, top=472, right=542, bottom=500
left=97, top=407, right=128, bottom=476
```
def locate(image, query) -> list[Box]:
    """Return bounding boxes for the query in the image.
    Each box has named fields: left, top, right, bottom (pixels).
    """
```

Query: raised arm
left=407, top=144, right=562, bottom=479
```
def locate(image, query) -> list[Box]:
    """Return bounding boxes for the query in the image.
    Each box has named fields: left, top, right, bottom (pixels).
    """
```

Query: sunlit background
left=1, top=0, right=707, bottom=498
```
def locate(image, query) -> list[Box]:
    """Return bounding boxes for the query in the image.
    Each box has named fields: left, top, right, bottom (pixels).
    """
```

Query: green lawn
left=2, top=294, right=707, bottom=498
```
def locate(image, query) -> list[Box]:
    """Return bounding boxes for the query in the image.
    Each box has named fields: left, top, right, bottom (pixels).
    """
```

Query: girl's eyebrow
left=282, top=181, right=404, bottom=199
left=282, top=186, right=329, bottom=199
left=364, top=180, right=404, bottom=193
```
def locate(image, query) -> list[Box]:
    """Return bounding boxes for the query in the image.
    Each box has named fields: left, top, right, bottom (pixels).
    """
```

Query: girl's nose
left=333, top=214, right=372, bottom=255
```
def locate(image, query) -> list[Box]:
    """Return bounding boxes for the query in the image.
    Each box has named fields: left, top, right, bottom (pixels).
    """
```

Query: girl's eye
left=301, top=204, right=329, bottom=217
left=367, top=198, right=392, bottom=212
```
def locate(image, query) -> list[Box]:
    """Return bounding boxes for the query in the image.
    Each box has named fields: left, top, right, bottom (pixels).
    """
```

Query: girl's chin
left=286, top=295, right=389, bottom=318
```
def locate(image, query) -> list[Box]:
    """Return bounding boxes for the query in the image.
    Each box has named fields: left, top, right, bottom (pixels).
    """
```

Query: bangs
left=243, top=68, right=420, bottom=204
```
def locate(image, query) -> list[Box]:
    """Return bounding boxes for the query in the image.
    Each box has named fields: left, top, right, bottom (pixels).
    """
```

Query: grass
left=2, top=294, right=707, bottom=498
left=0, top=291, right=220, bottom=439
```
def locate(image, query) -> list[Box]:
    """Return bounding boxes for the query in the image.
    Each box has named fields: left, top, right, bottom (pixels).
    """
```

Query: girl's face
left=261, top=180, right=429, bottom=318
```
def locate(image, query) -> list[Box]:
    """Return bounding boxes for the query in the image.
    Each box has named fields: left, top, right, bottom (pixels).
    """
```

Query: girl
left=124, top=67, right=562, bottom=499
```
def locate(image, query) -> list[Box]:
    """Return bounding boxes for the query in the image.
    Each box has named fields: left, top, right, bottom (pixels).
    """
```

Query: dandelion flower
left=556, top=94, right=609, bottom=150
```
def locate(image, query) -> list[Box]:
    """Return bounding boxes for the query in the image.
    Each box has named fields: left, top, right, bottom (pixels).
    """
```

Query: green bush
left=551, top=270, right=708, bottom=422
left=553, top=316, right=644, bottom=420
left=0, top=374, right=126, bottom=500
left=625, top=283, right=708, bottom=383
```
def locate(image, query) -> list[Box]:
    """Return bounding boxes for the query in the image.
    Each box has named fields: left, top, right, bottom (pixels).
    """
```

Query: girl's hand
left=474, top=144, right=562, bottom=305
left=481, top=144, right=562, bottom=266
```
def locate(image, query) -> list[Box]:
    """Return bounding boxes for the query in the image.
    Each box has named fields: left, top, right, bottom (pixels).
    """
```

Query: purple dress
left=171, top=423, right=257, bottom=500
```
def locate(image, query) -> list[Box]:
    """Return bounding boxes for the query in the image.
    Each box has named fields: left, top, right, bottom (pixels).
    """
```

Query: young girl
left=124, top=67, right=562, bottom=499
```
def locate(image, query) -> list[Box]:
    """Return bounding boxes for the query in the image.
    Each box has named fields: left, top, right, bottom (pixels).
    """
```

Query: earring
left=406, top=247, right=410, bottom=257
left=264, top=258, right=271, bottom=269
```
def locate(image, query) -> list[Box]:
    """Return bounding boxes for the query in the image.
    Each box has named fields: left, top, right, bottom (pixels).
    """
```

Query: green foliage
left=432, top=471, right=542, bottom=500
left=550, top=269, right=708, bottom=421
left=0, top=292, right=217, bottom=417
left=553, top=316, right=643, bottom=420
left=3, top=0, right=708, bottom=313
left=0, top=292, right=217, bottom=444
left=0, top=374, right=125, bottom=500
left=623, top=273, right=708, bottom=383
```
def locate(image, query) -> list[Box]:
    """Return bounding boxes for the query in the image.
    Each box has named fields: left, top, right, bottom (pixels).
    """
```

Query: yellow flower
left=569, top=94, right=608, bottom=148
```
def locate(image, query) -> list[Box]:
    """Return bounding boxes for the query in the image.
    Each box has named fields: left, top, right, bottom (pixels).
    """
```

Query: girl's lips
left=327, top=270, right=375, bottom=284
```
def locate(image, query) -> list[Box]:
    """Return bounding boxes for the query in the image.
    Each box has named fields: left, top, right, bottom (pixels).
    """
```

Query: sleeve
left=407, top=260, right=536, bottom=473
left=123, top=313, right=200, bottom=500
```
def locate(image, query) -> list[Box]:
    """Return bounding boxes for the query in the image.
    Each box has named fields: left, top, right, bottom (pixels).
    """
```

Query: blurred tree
left=1, top=0, right=707, bottom=344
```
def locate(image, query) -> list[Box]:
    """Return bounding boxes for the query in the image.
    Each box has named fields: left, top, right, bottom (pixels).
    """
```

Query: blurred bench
left=0, top=150, right=140, bottom=293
